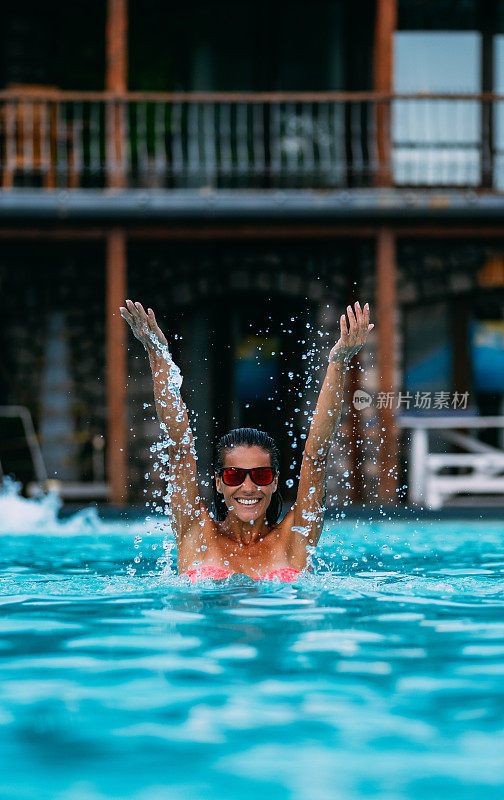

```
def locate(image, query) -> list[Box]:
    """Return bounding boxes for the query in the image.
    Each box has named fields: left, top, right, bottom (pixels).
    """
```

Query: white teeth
left=236, top=498, right=260, bottom=505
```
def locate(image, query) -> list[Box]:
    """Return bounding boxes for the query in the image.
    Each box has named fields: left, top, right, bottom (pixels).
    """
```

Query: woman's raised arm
left=120, top=300, right=211, bottom=546
left=286, top=302, right=373, bottom=557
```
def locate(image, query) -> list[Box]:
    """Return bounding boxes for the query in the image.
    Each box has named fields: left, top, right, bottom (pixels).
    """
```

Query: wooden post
left=106, top=228, right=128, bottom=503
left=346, top=255, right=365, bottom=502
left=374, top=3, right=398, bottom=502
left=375, top=227, right=398, bottom=503
left=452, top=297, right=471, bottom=396
left=347, top=362, right=365, bottom=503
left=373, top=0, right=397, bottom=186
left=106, top=0, right=128, bottom=189
left=2, top=101, right=15, bottom=188
left=480, top=3, right=495, bottom=189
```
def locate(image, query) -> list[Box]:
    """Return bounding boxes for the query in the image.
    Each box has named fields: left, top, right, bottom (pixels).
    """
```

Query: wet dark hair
left=212, top=427, right=283, bottom=525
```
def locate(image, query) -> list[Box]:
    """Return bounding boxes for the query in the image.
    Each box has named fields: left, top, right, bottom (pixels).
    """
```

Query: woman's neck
left=219, top=513, right=270, bottom=546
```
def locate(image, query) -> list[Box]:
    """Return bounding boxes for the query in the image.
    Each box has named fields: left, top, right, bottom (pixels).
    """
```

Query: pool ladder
left=0, top=405, right=109, bottom=500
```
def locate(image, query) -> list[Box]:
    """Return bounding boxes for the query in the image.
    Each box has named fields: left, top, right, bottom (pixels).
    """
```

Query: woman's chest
left=201, top=531, right=291, bottom=574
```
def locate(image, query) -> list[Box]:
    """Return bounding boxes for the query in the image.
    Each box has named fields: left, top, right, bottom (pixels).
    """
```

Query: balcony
left=1, top=89, right=503, bottom=193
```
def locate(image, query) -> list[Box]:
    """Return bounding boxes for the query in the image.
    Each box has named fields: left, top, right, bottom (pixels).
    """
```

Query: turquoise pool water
left=1, top=499, right=504, bottom=799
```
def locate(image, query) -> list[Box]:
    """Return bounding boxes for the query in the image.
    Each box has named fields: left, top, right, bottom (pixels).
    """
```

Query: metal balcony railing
left=0, top=90, right=503, bottom=190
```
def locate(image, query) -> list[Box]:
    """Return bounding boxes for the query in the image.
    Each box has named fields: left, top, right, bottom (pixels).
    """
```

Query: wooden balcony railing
left=0, top=90, right=502, bottom=191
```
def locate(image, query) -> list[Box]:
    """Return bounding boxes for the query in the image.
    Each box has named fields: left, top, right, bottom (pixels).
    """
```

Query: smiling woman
left=212, top=428, right=282, bottom=527
left=120, top=299, right=373, bottom=581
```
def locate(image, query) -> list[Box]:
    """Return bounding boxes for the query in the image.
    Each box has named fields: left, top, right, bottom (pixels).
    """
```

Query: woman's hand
left=119, top=300, right=168, bottom=353
left=329, top=301, right=374, bottom=365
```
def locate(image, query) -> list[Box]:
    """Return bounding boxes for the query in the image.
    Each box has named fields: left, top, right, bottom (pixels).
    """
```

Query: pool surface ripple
left=1, top=518, right=504, bottom=800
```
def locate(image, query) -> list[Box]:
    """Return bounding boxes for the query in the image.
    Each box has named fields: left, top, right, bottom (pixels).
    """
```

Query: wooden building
left=1, top=0, right=504, bottom=505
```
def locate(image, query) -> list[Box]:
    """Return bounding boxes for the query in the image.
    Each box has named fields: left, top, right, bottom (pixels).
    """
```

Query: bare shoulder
left=175, top=506, right=219, bottom=565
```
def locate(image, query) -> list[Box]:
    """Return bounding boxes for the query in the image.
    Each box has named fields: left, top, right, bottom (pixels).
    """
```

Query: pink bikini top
left=182, top=565, right=301, bottom=583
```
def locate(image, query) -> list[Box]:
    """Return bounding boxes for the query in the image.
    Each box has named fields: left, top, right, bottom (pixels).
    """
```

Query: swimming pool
left=1, top=496, right=504, bottom=799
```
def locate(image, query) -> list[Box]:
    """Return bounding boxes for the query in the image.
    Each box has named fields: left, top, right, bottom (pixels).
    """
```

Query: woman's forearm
left=120, top=301, right=195, bottom=448
left=148, top=351, right=194, bottom=447
left=304, top=360, right=346, bottom=461
left=304, top=302, right=372, bottom=462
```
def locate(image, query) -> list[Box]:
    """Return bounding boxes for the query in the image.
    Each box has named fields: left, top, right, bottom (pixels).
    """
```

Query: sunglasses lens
left=222, top=468, right=245, bottom=486
left=250, top=467, right=275, bottom=485
left=221, top=467, right=275, bottom=486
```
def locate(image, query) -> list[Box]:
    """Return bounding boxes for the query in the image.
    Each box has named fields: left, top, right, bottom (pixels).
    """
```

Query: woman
left=120, top=300, right=373, bottom=581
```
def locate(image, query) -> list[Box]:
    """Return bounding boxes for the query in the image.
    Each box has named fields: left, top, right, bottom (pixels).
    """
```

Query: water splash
left=148, top=329, right=183, bottom=394
left=0, top=476, right=65, bottom=534
left=0, top=477, right=152, bottom=537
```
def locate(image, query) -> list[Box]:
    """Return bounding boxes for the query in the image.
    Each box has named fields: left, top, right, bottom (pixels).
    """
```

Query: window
left=393, top=31, right=481, bottom=185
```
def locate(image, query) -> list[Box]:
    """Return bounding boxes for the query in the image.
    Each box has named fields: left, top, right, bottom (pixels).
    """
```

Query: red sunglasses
left=220, top=467, right=276, bottom=486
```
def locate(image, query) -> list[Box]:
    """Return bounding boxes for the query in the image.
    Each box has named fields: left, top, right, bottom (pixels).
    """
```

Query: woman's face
left=215, top=444, right=278, bottom=523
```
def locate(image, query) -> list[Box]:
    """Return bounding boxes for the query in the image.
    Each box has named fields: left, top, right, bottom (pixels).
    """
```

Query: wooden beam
left=127, top=225, right=378, bottom=240
left=6, top=222, right=504, bottom=241
left=2, top=89, right=503, bottom=102
left=106, top=0, right=128, bottom=189
left=0, top=228, right=106, bottom=240
left=106, top=228, right=128, bottom=503
left=374, top=0, right=397, bottom=187
left=375, top=227, right=399, bottom=503
left=108, top=223, right=504, bottom=240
